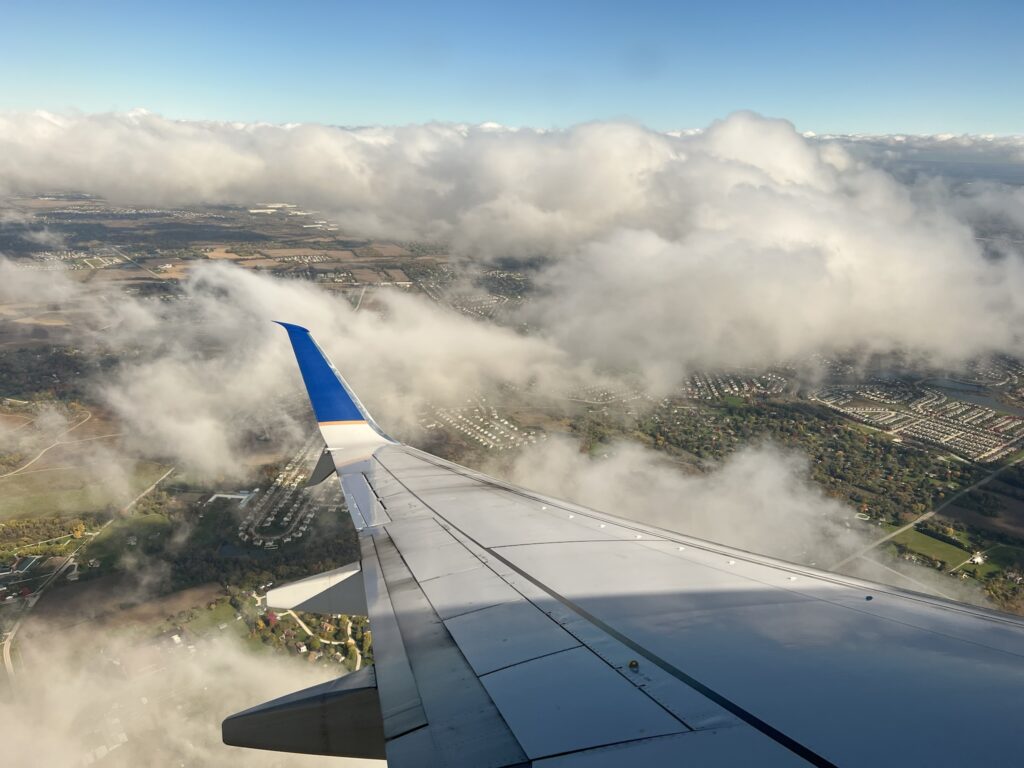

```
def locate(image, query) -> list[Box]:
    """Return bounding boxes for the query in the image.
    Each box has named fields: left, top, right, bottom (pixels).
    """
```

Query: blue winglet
left=275, top=322, right=371, bottom=426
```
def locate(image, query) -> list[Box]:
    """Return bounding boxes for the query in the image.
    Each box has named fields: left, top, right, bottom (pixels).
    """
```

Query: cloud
left=0, top=208, right=65, bottom=249
left=834, top=132, right=1024, bottom=183
left=0, top=257, right=578, bottom=478
left=515, top=114, right=1024, bottom=381
left=527, top=206, right=1022, bottom=384
left=1, top=110, right=1013, bottom=766
left=0, top=109, right=1020, bottom=533
left=5, top=623, right=379, bottom=767
left=0, top=247, right=981, bottom=600
left=2, top=109, right=1021, bottom=384
left=490, top=437, right=858, bottom=563
left=485, top=436, right=985, bottom=603
left=0, top=111, right=692, bottom=254
left=831, top=132, right=1024, bottom=246
left=0, top=254, right=78, bottom=304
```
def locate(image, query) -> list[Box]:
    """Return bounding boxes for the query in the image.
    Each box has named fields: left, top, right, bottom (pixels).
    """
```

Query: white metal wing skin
left=223, top=323, right=1024, bottom=767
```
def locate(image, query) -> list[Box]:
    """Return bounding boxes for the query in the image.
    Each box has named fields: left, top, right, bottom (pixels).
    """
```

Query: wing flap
left=479, top=646, right=686, bottom=760
left=371, top=526, right=529, bottom=767
left=222, top=667, right=385, bottom=759
left=265, top=560, right=367, bottom=616
left=341, top=472, right=392, bottom=528
left=533, top=729, right=804, bottom=767
left=370, top=444, right=1024, bottom=766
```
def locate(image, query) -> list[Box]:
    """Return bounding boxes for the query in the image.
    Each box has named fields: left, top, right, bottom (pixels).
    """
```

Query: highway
left=833, top=455, right=1024, bottom=570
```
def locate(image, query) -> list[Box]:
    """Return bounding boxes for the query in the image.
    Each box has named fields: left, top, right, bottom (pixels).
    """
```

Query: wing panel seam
left=477, top=644, right=585, bottom=678
left=375, top=451, right=836, bottom=768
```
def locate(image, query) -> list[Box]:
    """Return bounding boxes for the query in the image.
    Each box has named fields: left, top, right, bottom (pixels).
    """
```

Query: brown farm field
left=371, top=243, right=411, bottom=257
left=152, top=262, right=195, bottom=280
left=351, top=267, right=382, bottom=283
left=89, top=266, right=159, bottom=285
left=206, top=246, right=243, bottom=260
left=21, top=574, right=223, bottom=633
left=260, top=248, right=358, bottom=260
left=944, top=487, right=1024, bottom=539
left=57, top=409, right=122, bottom=440
left=0, top=413, right=33, bottom=430
left=12, top=311, right=70, bottom=327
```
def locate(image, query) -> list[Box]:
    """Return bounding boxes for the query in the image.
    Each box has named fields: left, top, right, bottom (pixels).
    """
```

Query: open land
left=3, top=194, right=1024, bottom=756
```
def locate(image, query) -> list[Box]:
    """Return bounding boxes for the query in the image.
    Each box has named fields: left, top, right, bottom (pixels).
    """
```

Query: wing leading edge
left=223, top=323, right=1024, bottom=767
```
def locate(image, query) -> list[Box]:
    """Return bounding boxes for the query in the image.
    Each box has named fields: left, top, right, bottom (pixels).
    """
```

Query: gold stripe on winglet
left=318, top=420, right=367, bottom=426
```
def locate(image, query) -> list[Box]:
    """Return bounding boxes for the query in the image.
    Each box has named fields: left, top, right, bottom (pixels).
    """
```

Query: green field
left=0, top=460, right=168, bottom=519
left=889, top=527, right=971, bottom=568
left=172, top=598, right=248, bottom=640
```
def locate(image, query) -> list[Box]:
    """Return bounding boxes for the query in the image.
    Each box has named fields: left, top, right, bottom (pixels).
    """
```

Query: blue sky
left=3, top=0, right=1022, bottom=134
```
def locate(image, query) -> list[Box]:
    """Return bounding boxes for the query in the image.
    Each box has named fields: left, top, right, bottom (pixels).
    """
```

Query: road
left=1, top=465, right=176, bottom=684
left=110, top=245, right=169, bottom=281
left=0, top=408, right=118, bottom=479
left=283, top=609, right=345, bottom=646
left=2, top=550, right=78, bottom=681
left=2, top=619, right=18, bottom=679
left=122, top=466, right=177, bottom=512
left=0, top=432, right=123, bottom=479
left=353, top=285, right=367, bottom=311
left=832, top=456, right=1024, bottom=570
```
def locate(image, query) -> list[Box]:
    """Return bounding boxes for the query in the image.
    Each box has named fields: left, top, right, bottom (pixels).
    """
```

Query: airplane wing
left=224, top=322, right=1024, bottom=767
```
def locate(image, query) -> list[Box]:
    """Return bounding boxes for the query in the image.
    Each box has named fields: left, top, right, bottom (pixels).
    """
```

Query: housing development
left=2, top=194, right=1024, bottom=763
left=814, top=379, right=1024, bottom=462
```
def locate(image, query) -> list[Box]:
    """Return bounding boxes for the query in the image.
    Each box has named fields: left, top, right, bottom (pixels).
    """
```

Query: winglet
left=273, top=322, right=376, bottom=427
left=276, top=322, right=391, bottom=466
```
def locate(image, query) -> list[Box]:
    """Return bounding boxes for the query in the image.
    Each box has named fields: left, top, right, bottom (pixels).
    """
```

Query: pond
left=923, top=378, right=1024, bottom=418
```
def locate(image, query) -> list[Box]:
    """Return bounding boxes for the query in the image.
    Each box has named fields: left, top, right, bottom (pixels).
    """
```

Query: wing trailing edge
left=222, top=667, right=385, bottom=759
left=265, top=560, right=368, bottom=616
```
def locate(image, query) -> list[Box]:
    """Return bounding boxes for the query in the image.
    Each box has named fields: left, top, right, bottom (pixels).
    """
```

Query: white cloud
left=2, top=109, right=1021, bottom=383
left=0, top=258, right=578, bottom=478
left=485, top=436, right=984, bottom=603
left=0, top=110, right=1011, bottom=763
left=5, top=626, right=378, bottom=767
left=490, top=437, right=857, bottom=563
